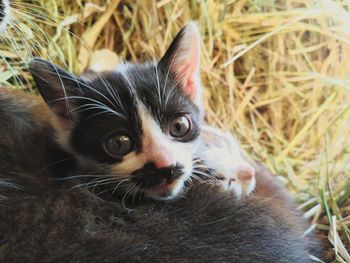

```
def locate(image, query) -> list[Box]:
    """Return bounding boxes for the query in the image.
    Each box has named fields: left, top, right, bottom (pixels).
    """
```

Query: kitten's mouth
left=130, top=163, right=187, bottom=199
left=139, top=175, right=180, bottom=194
left=144, top=179, right=183, bottom=200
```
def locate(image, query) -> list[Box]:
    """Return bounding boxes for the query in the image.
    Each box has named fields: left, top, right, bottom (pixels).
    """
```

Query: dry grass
left=1, top=0, right=350, bottom=261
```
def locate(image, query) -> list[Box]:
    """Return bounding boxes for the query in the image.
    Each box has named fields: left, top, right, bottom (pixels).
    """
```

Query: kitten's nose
left=154, top=154, right=175, bottom=169
left=147, top=148, right=176, bottom=169
left=141, top=131, right=176, bottom=168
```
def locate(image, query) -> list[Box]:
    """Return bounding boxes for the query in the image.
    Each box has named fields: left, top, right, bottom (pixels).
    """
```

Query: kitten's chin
left=144, top=178, right=187, bottom=200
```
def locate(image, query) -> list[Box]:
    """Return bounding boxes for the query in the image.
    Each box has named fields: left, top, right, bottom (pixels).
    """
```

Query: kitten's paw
left=217, top=166, right=256, bottom=198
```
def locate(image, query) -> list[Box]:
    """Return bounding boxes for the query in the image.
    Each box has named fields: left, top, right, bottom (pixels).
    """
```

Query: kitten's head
left=29, top=23, right=203, bottom=200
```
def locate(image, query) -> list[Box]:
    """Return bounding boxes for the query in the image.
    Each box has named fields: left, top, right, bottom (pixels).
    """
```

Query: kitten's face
left=29, top=23, right=203, bottom=200
left=67, top=66, right=201, bottom=199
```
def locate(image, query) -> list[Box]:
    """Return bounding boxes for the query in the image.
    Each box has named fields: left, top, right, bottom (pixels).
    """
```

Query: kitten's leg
left=205, top=165, right=256, bottom=198
left=195, top=125, right=256, bottom=198
left=226, top=167, right=256, bottom=197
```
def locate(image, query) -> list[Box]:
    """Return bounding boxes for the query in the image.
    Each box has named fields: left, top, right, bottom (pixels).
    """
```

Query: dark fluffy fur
left=1, top=172, right=320, bottom=263
left=0, top=89, right=75, bottom=196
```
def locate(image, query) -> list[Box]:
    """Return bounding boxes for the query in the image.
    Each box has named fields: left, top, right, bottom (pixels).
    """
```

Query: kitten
left=28, top=23, right=224, bottom=200
left=87, top=39, right=256, bottom=199
left=195, top=125, right=256, bottom=198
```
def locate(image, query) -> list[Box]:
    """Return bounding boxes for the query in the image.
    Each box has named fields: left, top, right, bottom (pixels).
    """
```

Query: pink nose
left=147, top=148, right=176, bottom=169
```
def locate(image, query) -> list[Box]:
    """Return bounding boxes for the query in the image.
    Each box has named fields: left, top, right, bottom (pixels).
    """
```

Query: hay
left=2, top=0, right=350, bottom=261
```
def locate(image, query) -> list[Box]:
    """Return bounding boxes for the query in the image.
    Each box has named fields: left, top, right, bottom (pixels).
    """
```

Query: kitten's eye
left=169, top=115, right=191, bottom=137
left=104, top=134, right=133, bottom=157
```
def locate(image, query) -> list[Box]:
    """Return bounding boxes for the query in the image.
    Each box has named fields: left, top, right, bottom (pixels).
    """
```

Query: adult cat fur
left=0, top=88, right=75, bottom=197
left=1, top=168, right=321, bottom=262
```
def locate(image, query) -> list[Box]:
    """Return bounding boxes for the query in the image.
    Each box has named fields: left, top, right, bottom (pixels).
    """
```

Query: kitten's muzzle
left=131, top=162, right=184, bottom=189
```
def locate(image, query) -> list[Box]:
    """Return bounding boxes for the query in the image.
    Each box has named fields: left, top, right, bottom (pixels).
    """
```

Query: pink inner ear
left=171, top=23, right=200, bottom=99
left=174, top=56, right=199, bottom=99
left=182, top=62, right=197, bottom=99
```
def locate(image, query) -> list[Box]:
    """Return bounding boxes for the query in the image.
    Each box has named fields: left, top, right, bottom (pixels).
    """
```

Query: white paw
left=218, top=166, right=256, bottom=198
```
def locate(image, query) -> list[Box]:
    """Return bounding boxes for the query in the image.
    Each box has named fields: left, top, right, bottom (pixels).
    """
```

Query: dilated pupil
left=174, top=122, right=182, bottom=132
left=112, top=139, right=122, bottom=149
left=116, top=136, right=129, bottom=149
left=170, top=116, right=190, bottom=137
left=106, top=135, right=131, bottom=156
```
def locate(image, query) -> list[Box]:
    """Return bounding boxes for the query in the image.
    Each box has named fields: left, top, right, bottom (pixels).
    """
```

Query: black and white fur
left=29, top=23, right=256, bottom=201
left=87, top=23, right=257, bottom=199
left=29, top=23, right=204, bottom=200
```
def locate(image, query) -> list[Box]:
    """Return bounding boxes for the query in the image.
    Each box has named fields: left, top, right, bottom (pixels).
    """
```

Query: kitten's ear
left=158, top=22, right=202, bottom=104
left=28, top=58, right=82, bottom=120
